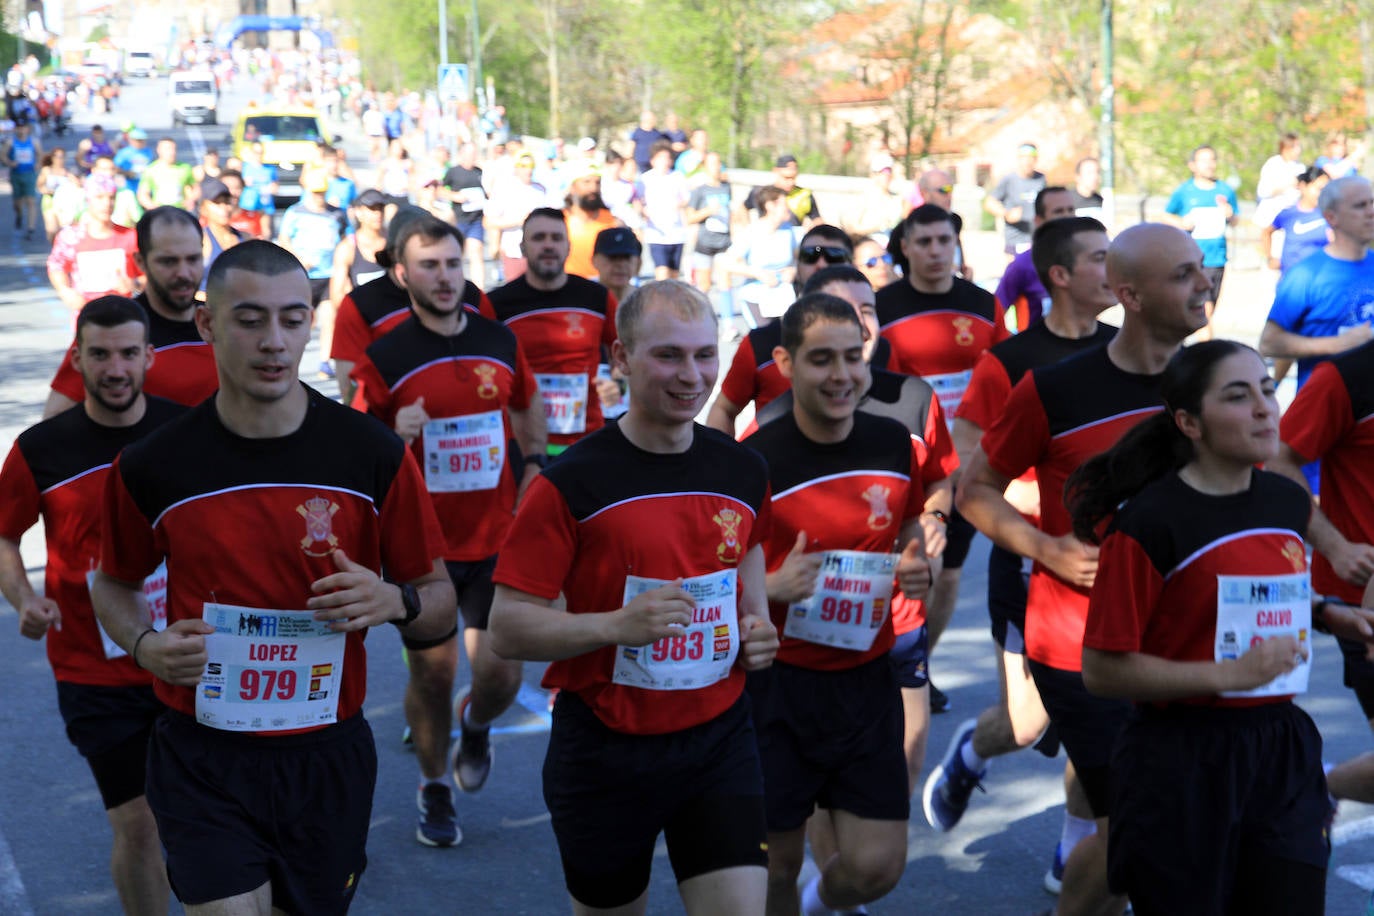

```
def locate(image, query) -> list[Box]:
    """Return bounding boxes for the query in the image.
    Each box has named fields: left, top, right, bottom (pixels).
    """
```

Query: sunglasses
left=925, top=184, right=954, bottom=195
left=797, top=245, right=851, bottom=265
left=862, top=253, right=893, bottom=269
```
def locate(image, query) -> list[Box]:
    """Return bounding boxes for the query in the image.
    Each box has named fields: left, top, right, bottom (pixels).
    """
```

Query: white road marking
left=0, top=824, right=35, bottom=915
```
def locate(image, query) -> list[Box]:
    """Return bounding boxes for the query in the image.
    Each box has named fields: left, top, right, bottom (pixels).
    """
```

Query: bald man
left=955, top=223, right=1212, bottom=916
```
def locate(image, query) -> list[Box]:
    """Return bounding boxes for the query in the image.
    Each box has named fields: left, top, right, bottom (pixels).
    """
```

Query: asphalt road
left=0, top=74, right=1371, bottom=915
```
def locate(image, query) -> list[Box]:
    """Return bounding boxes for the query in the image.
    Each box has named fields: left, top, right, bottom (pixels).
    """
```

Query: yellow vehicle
left=230, top=106, right=338, bottom=206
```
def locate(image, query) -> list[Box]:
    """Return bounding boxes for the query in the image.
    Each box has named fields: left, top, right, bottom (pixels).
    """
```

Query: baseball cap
left=304, top=172, right=329, bottom=194
left=775, top=154, right=798, bottom=168
left=355, top=188, right=388, bottom=208
left=564, top=160, right=601, bottom=184
left=200, top=177, right=233, bottom=202
left=376, top=205, right=431, bottom=269
left=127, top=128, right=147, bottom=141
left=594, top=227, right=639, bottom=257
left=577, top=137, right=596, bottom=153
left=514, top=152, right=536, bottom=168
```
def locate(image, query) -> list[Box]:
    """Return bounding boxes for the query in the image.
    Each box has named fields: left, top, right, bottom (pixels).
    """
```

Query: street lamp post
left=1099, top=0, right=1115, bottom=226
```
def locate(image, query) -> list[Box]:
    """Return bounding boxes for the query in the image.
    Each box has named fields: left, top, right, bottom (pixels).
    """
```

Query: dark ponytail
left=1065, top=339, right=1256, bottom=543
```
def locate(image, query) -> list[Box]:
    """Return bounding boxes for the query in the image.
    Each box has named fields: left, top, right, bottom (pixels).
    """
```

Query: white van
left=168, top=69, right=218, bottom=126
left=127, top=51, right=156, bottom=78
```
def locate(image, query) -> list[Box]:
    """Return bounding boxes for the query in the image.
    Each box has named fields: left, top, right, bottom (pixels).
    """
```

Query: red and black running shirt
left=723, top=322, right=894, bottom=440
left=493, top=422, right=772, bottom=735
left=100, top=388, right=445, bottom=731
left=487, top=274, right=618, bottom=447
left=1085, top=470, right=1311, bottom=708
left=50, top=293, right=219, bottom=407
left=876, top=276, right=1010, bottom=419
left=0, top=397, right=185, bottom=686
left=330, top=273, right=495, bottom=367
left=753, top=367, right=958, bottom=636
left=981, top=346, right=1164, bottom=671
left=1280, top=339, right=1374, bottom=603
left=351, top=313, right=537, bottom=561
left=958, top=320, right=1117, bottom=526
left=747, top=411, right=923, bottom=669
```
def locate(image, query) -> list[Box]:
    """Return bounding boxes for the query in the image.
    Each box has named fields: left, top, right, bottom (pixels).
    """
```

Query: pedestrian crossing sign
left=438, top=64, right=469, bottom=102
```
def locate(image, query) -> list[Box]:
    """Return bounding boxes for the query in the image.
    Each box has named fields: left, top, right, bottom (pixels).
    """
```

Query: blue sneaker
left=416, top=783, right=461, bottom=847
left=1043, top=841, right=1066, bottom=894
left=921, top=718, right=985, bottom=832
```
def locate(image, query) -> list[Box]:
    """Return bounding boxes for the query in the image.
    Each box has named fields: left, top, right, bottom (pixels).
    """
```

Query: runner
left=490, top=280, right=778, bottom=915
left=0, top=296, right=181, bottom=915
left=924, top=217, right=1117, bottom=897
left=44, top=205, right=215, bottom=418
left=92, top=240, right=456, bottom=913
left=957, top=222, right=1212, bottom=916
left=331, top=207, right=495, bottom=405
left=877, top=202, right=1010, bottom=713
left=708, top=226, right=853, bottom=437
left=487, top=208, right=618, bottom=455
left=351, top=216, right=547, bottom=847
left=46, top=173, right=139, bottom=314
left=746, top=293, right=933, bottom=916
left=1074, top=340, right=1349, bottom=916
left=3, top=118, right=41, bottom=238
left=1269, top=337, right=1374, bottom=791
left=755, top=265, right=958, bottom=803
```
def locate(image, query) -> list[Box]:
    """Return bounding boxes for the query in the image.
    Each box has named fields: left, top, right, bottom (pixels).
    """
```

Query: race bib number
left=75, top=248, right=126, bottom=294
left=786, top=550, right=896, bottom=651
left=87, top=562, right=168, bottom=660
left=423, top=411, right=505, bottom=493
left=927, top=369, right=973, bottom=426
left=756, top=284, right=796, bottom=319
left=612, top=569, right=738, bottom=691
left=536, top=373, right=589, bottom=435
left=196, top=604, right=346, bottom=732
left=1190, top=206, right=1226, bottom=240
left=1215, top=572, right=1311, bottom=698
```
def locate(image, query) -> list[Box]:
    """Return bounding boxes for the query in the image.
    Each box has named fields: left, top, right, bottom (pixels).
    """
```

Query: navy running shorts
left=748, top=656, right=910, bottom=831
left=986, top=544, right=1030, bottom=653
left=445, top=555, right=497, bottom=631
left=649, top=243, right=684, bottom=272
left=1027, top=659, right=1130, bottom=817
left=889, top=624, right=930, bottom=689
left=56, top=681, right=164, bottom=809
left=543, top=690, right=767, bottom=909
left=146, top=711, right=376, bottom=913
left=1108, top=702, right=1328, bottom=915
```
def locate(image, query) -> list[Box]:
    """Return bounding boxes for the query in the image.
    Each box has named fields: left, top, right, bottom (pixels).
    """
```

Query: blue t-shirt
left=326, top=176, right=357, bottom=210
left=239, top=161, right=278, bottom=214
left=1165, top=179, right=1239, bottom=267
left=277, top=203, right=348, bottom=279
left=112, top=146, right=153, bottom=193
left=1267, top=250, right=1374, bottom=386
left=1270, top=206, right=1329, bottom=272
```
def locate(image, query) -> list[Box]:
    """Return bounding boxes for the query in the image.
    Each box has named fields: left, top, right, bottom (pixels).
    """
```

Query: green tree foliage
left=336, top=0, right=1374, bottom=193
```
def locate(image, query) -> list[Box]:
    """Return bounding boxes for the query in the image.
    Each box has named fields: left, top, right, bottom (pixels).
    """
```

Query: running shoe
left=416, top=783, right=461, bottom=847
left=318, top=360, right=335, bottom=379
left=928, top=680, right=951, bottom=714
left=1043, top=841, right=1066, bottom=894
left=922, top=718, right=985, bottom=832
left=450, top=687, right=493, bottom=793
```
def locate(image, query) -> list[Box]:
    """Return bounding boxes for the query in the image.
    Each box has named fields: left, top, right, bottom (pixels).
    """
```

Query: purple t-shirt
left=994, top=249, right=1049, bottom=328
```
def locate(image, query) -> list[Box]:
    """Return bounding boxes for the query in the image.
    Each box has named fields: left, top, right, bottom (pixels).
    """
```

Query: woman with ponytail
left=1073, top=340, right=1374, bottom=915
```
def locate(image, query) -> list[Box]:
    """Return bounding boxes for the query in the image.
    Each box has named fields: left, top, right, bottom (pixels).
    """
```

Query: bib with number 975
left=423, top=411, right=505, bottom=493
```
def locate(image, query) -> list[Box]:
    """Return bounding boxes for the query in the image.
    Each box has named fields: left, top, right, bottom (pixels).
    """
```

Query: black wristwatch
left=393, top=583, right=422, bottom=628
left=524, top=453, right=549, bottom=470
left=1313, top=596, right=1342, bottom=635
